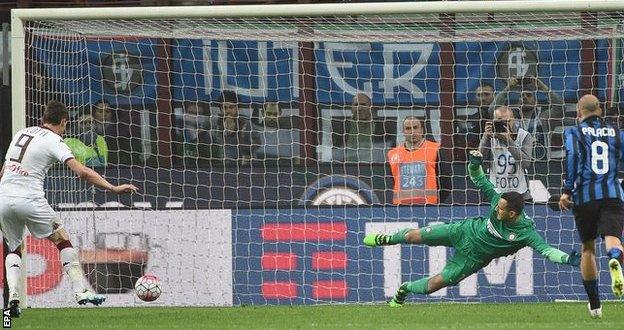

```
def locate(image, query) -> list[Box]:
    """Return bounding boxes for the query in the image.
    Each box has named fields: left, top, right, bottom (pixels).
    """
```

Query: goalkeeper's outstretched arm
left=525, top=231, right=579, bottom=266
left=467, top=150, right=498, bottom=202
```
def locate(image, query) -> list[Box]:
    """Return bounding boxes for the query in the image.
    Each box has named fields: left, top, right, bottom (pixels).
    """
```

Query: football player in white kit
left=0, top=101, right=138, bottom=316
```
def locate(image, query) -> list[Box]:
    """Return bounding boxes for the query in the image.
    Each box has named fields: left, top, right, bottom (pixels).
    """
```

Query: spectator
left=261, top=102, right=296, bottom=129
left=488, top=76, right=566, bottom=157
left=252, top=101, right=300, bottom=162
left=473, top=81, right=496, bottom=137
left=333, top=93, right=391, bottom=163
left=346, top=93, right=374, bottom=162
left=92, top=100, right=113, bottom=136
left=27, top=63, right=58, bottom=125
left=173, top=101, right=215, bottom=167
left=211, top=90, right=258, bottom=164
left=479, top=106, right=535, bottom=201
left=476, top=81, right=495, bottom=113
left=94, top=100, right=148, bottom=166
left=605, top=105, right=621, bottom=127
left=65, top=100, right=112, bottom=167
left=455, top=82, right=496, bottom=159
left=387, top=116, right=450, bottom=205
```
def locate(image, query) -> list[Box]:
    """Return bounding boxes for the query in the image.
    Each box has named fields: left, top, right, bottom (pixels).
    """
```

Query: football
left=135, top=274, right=161, bottom=302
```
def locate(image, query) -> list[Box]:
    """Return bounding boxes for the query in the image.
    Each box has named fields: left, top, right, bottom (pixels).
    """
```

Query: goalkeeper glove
left=566, top=250, right=580, bottom=267
left=468, top=150, right=483, bottom=166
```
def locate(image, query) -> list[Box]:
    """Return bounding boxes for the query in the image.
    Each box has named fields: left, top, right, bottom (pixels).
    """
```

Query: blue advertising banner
left=455, top=40, right=609, bottom=105
left=233, top=206, right=610, bottom=305
left=172, top=40, right=442, bottom=105
left=314, top=42, right=441, bottom=105
left=171, top=39, right=299, bottom=104
left=35, top=37, right=613, bottom=107
left=34, top=36, right=158, bottom=106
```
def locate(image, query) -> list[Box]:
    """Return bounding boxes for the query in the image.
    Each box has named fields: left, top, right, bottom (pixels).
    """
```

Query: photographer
left=479, top=106, right=535, bottom=201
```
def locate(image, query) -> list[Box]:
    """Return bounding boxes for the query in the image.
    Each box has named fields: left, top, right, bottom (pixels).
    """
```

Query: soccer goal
left=8, top=1, right=624, bottom=307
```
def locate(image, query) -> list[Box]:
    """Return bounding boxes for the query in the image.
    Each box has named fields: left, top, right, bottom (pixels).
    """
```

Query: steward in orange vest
left=388, top=117, right=442, bottom=205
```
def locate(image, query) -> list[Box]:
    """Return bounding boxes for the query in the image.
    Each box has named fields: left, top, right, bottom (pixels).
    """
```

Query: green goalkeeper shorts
left=419, top=223, right=486, bottom=286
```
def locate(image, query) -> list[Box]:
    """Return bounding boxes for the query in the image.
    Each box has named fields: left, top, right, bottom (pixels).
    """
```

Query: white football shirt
left=0, top=126, right=74, bottom=198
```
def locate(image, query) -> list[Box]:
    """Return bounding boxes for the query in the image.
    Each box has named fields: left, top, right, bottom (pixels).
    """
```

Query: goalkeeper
left=364, top=150, right=580, bottom=306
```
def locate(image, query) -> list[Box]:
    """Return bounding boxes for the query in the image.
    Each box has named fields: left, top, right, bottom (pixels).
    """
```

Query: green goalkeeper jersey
left=451, top=163, right=569, bottom=264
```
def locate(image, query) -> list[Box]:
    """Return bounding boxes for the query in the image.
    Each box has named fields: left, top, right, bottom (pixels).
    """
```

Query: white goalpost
left=8, top=0, right=624, bottom=307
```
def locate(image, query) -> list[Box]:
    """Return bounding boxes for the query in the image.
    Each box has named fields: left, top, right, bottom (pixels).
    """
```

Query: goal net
left=9, top=1, right=624, bottom=306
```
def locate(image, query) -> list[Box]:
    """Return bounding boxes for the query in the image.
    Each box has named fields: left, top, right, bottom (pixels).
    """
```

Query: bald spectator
left=252, top=101, right=301, bottom=163
left=333, top=92, right=391, bottom=163
left=479, top=106, right=535, bottom=201
left=346, top=93, right=375, bottom=162
left=387, top=116, right=451, bottom=205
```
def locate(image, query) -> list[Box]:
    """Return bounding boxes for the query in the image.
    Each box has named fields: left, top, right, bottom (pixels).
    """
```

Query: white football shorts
left=0, top=197, right=61, bottom=251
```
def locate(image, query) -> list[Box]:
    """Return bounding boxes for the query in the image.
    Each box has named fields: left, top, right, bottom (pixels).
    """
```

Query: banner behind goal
left=8, top=1, right=624, bottom=306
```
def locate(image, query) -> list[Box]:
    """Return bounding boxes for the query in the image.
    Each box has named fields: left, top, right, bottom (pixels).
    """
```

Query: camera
left=493, top=120, right=508, bottom=133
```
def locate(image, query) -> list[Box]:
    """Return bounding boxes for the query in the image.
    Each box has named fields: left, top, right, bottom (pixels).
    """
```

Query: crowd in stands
left=0, top=0, right=612, bottom=207
left=35, top=71, right=576, bottom=206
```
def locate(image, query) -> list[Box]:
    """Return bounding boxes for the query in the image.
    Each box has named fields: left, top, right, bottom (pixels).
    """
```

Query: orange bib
left=387, top=140, right=440, bottom=205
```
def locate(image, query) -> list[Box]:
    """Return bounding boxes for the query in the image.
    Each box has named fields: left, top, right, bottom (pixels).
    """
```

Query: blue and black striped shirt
left=563, top=116, right=624, bottom=205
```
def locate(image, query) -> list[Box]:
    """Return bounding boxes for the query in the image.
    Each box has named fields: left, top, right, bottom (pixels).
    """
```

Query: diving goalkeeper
left=364, top=150, right=580, bottom=306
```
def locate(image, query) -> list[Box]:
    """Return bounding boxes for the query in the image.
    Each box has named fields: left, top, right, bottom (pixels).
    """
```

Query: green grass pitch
left=11, top=302, right=624, bottom=329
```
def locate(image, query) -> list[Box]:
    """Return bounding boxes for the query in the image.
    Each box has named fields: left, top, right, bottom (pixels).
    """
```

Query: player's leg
left=597, top=199, right=624, bottom=298
left=388, top=253, right=482, bottom=307
left=363, top=223, right=453, bottom=248
left=604, top=235, right=624, bottom=298
left=4, top=248, right=22, bottom=318
left=387, top=274, right=444, bottom=307
left=25, top=198, right=105, bottom=306
left=580, top=240, right=602, bottom=317
left=0, top=200, right=25, bottom=317
left=46, top=227, right=105, bottom=306
left=573, top=203, right=602, bottom=316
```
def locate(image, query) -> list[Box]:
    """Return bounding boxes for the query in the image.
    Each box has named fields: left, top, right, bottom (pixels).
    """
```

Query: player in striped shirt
left=559, top=94, right=624, bottom=318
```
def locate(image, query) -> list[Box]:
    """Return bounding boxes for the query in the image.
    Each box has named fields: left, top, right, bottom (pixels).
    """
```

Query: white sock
left=5, top=253, right=22, bottom=301
left=60, top=247, right=86, bottom=294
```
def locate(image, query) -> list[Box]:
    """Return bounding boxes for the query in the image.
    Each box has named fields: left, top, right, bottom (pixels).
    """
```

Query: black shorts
left=573, top=198, right=624, bottom=243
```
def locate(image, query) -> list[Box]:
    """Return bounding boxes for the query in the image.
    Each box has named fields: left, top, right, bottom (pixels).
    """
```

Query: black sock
left=583, top=280, right=601, bottom=310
